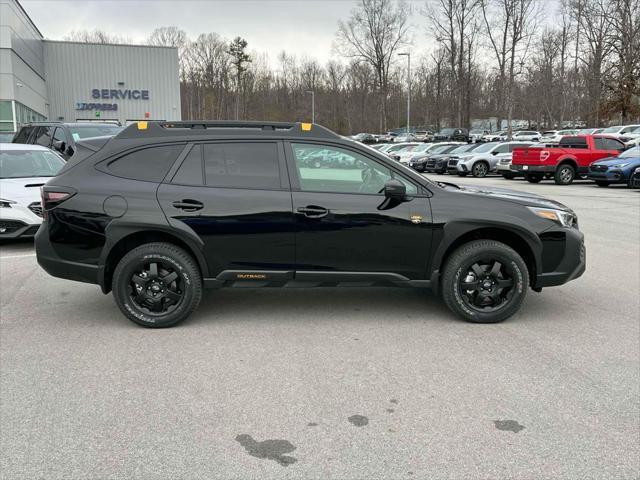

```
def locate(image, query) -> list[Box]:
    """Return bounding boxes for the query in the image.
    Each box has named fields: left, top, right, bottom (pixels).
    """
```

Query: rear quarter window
left=106, top=144, right=185, bottom=182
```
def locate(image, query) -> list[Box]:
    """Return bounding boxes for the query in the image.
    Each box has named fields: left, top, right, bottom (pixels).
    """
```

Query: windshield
left=542, top=131, right=557, bottom=135
left=429, top=144, right=454, bottom=154
left=0, top=150, right=65, bottom=178
left=619, top=146, right=640, bottom=158
left=472, top=142, right=499, bottom=153
left=387, top=144, right=415, bottom=153
left=438, top=128, right=455, bottom=135
left=412, top=144, right=433, bottom=152
left=450, top=144, right=474, bottom=154
left=69, top=124, right=123, bottom=140
left=601, top=126, right=622, bottom=133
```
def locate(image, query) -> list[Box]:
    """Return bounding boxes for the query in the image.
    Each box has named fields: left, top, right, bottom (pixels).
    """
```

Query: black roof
left=116, top=121, right=341, bottom=141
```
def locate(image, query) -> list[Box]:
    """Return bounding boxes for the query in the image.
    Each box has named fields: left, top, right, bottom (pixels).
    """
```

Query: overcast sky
left=21, top=0, right=366, bottom=64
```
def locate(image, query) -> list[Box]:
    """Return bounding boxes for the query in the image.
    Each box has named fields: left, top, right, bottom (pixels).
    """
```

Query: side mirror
left=384, top=179, right=406, bottom=201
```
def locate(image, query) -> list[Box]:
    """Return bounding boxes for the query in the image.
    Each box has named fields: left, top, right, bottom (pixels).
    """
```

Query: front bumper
left=0, top=204, right=43, bottom=239
left=587, top=169, right=627, bottom=183
left=496, top=162, right=512, bottom=172
left=535, top=227, right=586, bottom=288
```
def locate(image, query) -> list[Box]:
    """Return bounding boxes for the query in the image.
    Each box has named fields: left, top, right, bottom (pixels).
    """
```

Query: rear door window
left=107, top=144, right=185, bottom=182
left=203, top=142, right=281, bottom=189
left=33, top=126, right=54, bottom=148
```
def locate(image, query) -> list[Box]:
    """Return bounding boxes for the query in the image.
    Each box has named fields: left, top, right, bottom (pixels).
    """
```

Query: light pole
left=306, top=90, right=315, bottom=123
left=398, top=52, right=410, bottom=135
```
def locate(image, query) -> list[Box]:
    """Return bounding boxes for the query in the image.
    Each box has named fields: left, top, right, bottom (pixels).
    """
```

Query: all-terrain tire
left=112, top=242, right=202, bottom=328
left=441, top=240, right=528, bottom=323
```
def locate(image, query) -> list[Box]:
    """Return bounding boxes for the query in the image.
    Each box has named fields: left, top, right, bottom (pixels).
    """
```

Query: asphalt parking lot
left=1, top=176, right=639, bottom=480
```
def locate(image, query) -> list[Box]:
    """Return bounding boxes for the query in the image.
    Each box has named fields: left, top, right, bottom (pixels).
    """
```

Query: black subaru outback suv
left=35, top=121, right=585, bottom=327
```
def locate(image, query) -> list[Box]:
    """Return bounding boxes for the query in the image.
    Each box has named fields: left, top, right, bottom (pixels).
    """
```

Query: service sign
left=76, top=88, right=150, bottom=111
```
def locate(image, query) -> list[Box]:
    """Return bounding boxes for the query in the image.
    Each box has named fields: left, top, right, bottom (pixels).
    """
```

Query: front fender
left=428, top=219, right=543, bottom=293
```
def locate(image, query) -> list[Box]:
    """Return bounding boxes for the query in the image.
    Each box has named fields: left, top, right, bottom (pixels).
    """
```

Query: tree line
left=65, top=0, right=639, bottom=135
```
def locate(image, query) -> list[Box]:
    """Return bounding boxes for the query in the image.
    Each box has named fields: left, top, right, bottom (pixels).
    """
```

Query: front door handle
left=297, top=205, right=329, bottom=218
left=172, top=199, right=204, bottom=212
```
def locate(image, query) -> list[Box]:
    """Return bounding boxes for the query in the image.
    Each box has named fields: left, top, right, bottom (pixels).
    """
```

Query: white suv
left=448, top=141, right=533, bottom=177
left=0, top=144, right=65, bottom=238
left=511, top=131, right=541, bottom=142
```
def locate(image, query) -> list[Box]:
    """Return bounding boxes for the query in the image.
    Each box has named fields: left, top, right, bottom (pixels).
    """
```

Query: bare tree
left=606, top=0, right=640, bottom=121
left=426, top=0, right=481, bottom=127
left=64, top=29, right=130, bottom=44
left=480, top=0, right=541, bottom=136
left=335, top=0, right=411, bottom=132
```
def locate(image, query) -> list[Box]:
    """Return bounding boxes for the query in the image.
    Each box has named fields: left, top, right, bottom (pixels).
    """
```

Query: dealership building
left=0, top=0, right=181, bottom=136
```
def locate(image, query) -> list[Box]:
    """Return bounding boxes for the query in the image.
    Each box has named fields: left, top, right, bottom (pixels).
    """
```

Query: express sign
left=91, top=89, right=150, bottom=100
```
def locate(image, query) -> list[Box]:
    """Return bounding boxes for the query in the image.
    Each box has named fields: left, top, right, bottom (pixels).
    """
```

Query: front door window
left=291, top=143, right=417, bottom=195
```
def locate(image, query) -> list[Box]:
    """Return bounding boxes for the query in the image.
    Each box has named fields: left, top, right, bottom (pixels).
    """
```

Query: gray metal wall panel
left=0, top=0, right=44, bottom=78
left=43, top=41, right=181, bottom=123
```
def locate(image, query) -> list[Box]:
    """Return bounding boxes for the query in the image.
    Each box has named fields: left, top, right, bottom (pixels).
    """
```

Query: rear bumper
left=511, top=164, right=555, bottom=173
left=35, top=224, right=99, bottom=285
left=535, top=228, right=586, bottom=288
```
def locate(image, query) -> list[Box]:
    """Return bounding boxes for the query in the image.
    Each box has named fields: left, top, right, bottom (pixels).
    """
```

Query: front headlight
left=528, top=206, right=576, bottom=228
left=611, top=162, right=629, bottom=168
left=0, top=198, right=16, bottom=208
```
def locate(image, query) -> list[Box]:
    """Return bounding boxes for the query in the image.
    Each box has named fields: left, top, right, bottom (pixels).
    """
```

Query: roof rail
left=116, top=120, right=341, bottom=140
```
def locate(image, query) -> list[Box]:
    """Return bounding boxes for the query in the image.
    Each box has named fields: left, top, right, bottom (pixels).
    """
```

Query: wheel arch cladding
left=434, top=225, right=539, bottom=288
left=100, top=228, right=207, bottom=293
left=557, top=157, right=578, bottom=169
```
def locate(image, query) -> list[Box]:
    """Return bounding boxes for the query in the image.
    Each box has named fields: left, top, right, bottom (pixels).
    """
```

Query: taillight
left=41, top=187, right=75, bottom=212
left=540, top=150, right=550, bottom=161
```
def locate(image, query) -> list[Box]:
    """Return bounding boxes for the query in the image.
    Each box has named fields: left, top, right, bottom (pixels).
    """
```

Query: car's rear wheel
left=112, top=242, right=202, bottom=328
left=525, top=173, right=543, bottom=183
left=472, top=161, right=489, bottom=177
left=595, top=180, right=610, bottom=187
left=554, top=164, right=575, bottom=185
left=442, top=240, right=528, bottom=323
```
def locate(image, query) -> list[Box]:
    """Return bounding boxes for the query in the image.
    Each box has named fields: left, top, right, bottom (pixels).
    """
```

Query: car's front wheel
left=502, top=172, right=516, bottom=179
left=472, top=161, right=489, bottom=177
left=441, top=240, right=528, bottom=323
left=112, top=242, right=203, bottom=328
left=525, top=173, right=543, bottom=183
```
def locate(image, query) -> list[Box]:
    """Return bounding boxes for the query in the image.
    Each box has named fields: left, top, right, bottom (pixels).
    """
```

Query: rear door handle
left=172, top=199, right=204, bottom=212
left=297, top=205, right=329, bottom=218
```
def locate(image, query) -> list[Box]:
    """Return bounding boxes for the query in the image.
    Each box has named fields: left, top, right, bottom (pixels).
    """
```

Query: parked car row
left=370, top=134, right=640, bottom=188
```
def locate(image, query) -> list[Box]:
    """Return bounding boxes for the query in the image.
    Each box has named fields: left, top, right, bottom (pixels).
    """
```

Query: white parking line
left=0, top=253, right=37, bottom=259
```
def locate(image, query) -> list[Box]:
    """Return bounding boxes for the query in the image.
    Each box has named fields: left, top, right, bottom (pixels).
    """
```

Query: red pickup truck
left=511, top=135, right=626, bottom=185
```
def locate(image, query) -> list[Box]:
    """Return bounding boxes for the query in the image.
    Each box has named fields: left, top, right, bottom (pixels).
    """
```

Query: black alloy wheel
left=442, top=240, right=528, bottom=323
left=457, top=260, right=515, bottom=313
left=112, top=243, right=202, bottom=328
left=129, top=261, right=184, bottom=316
